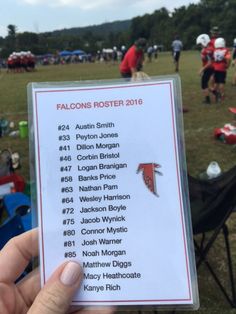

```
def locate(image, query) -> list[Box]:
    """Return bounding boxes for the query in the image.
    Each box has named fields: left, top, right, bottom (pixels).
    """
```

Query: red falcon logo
left=137, top=163, right=162, bottom=196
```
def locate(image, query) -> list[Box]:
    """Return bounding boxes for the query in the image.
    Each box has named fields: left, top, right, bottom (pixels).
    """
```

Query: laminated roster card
left=28, top=76, right=199, bottom=310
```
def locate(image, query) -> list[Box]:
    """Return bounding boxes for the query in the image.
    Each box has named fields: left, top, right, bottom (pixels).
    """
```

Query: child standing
left=196, top=34, right=214, bottom=104
left=213, top=37, right=231, bottom=102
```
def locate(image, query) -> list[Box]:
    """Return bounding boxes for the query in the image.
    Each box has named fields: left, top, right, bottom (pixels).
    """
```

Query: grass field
left=0, top=51, right=236, bottom=313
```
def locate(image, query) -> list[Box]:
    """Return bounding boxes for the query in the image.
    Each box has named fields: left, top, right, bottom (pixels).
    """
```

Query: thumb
left=28, top=261, right=83, bottom=314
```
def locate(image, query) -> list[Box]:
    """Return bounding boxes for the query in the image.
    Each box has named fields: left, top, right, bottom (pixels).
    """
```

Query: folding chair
left=3, top=192, right=31, bottom=216
left=2, top=192, right=32, bottom=231
left=0, top=214, right=24, bottom=249
left=188, top=165, right=236, bottom=308
left=0, top=193, right=33, bottom=282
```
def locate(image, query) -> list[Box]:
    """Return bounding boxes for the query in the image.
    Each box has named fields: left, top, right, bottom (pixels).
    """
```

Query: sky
left=0, top=0, right=200, bottom=38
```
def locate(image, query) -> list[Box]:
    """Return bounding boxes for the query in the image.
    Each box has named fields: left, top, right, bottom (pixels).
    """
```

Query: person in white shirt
left=171, top=35, right=183, bottom=72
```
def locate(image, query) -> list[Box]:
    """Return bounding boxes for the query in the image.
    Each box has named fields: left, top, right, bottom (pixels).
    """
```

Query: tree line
left=0, top=0, right=235, bottom=58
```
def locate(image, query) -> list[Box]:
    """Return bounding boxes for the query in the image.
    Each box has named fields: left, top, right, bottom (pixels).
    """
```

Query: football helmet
left=196, top=34, right=210, bottom=47
left=214, top=37, right=226, bottom=48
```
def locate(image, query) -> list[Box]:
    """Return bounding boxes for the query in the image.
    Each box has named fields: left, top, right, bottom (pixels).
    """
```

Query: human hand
left=131, top=71, right=150, bottom=81
left=0, top=229, right=115, bottom=314
left=198, top=69, right=203, bottom=76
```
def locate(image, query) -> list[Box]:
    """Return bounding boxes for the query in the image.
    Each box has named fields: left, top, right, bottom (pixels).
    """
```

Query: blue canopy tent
left=59, top=50, right=72, bottom=57
left=72, top=49, right=86, bottom=56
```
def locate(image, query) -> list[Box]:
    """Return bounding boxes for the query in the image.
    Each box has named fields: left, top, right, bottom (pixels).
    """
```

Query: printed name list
left=31, top=81, right=195, bottom=306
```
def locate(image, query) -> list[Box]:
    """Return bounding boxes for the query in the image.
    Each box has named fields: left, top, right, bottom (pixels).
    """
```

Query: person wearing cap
left=119, top=38, right=147, bottom=79
left=209, top=26, right=220, bottom=48
left=171, top=35, right=183, bottom=72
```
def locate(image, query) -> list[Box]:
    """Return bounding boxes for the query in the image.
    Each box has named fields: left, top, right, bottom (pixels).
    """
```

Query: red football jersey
left=213, top=48, right=231, bottom=71
left=201, top=46, right=214, bottom=66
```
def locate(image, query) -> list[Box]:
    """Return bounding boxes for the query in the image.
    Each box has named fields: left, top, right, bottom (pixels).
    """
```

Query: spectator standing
left=147, top=45, right=153, bottom=62
left=153, top=45, right=158, bottom=60
left=112, top=46, right=118, bottom=64
left=171, top=35, right=183, bottom=72
left=119, top=38, right=147, bottom=79
left=96, top=50, right=101, bottom=62
left=213, top=37, right=231, bottom=102
left=120, top=45, right=127, bottom=61
left=196, top=34, right=215, bottom=104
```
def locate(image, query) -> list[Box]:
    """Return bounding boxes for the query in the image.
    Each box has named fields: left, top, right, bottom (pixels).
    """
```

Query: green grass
left=2, top=51, right=236, bottom=177
left=0, top=51, right=236, bottom=313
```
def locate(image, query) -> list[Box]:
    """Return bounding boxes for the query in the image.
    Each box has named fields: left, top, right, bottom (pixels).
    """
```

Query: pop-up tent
left=72, top=49, right=86, bottom=55
left=59, top=50, right=72, bottom=57
left=102, top=48, right=113, bottom=54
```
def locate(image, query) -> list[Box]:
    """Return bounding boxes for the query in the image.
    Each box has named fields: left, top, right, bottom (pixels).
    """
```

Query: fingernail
left=60, top=262, right=82, bottom=286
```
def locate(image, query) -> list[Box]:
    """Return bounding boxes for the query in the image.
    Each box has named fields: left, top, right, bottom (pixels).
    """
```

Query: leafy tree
left=149, top=8, right=172, bottom=48
left=1, top=0, right=236, bottom=57
left=7, top=24, right=17, bottom=37
left=2, top=25, right=18, bottom=56
left=17, top=32, right=39, bottom=51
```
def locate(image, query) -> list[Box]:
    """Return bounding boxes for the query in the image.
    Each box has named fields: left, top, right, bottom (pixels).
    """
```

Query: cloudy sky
left=0, top=0, right=200, bottom=37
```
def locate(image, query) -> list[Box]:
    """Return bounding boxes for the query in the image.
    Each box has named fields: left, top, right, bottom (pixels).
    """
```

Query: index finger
left=0, top=228, right=38, bottom=282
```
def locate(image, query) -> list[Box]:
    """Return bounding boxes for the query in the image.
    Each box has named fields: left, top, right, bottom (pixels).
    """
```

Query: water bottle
left=206, top=161, right=221, bottom=179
